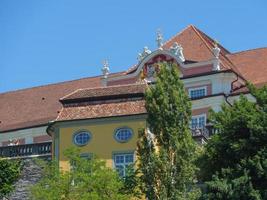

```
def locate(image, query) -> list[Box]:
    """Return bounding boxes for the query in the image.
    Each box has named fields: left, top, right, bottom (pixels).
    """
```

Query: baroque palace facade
left=1, top=25, right=267, bottom=172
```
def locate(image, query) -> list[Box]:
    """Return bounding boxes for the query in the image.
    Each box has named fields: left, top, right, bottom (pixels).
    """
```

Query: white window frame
left=73, top=130, right=92, bottom=146
left=190, top=114, right=206, bottom=129
left=113, top=152, right=135, bottom=177
left=114, top=127, right=134, bottom=143
left=188, top=86, right=207, bottom=99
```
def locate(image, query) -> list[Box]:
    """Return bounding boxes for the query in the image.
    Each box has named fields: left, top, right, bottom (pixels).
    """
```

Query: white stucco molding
left=106, top=49, right=216, bottom=83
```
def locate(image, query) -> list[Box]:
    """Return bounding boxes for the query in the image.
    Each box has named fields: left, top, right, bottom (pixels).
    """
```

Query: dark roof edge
left=181, top=69, right=233, bottom=79
left=60, top=93, right=145, bottom=104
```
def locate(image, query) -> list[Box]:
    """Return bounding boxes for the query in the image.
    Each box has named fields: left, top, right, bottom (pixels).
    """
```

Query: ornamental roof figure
left=156, top=29, right=163, bottom=49
left=212, top=41, right=221, bottom=58
left=137, top=46, right=152, bottom=62
left=170, top=42, right=185, bottom=62
left=212, top=41, right=221, bottom=71
left=101, top=60, right=110, bottom=79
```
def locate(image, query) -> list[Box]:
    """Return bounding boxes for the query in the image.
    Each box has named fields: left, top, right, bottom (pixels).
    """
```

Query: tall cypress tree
left=137, top=62, right=200, bottom=200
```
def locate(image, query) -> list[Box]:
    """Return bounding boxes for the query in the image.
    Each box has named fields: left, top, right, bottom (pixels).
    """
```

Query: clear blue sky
left=1, top=0, right=267, bottom=93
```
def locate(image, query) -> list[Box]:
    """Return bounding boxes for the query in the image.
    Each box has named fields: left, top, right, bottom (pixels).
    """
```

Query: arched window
left=114, top=128, right=133, bottom=143
left=73, top=130, right=91, bottom=146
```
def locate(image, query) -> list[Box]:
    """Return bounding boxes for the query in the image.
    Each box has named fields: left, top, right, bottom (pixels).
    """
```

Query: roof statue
left=101, top=60, right=110, bottom=79
left=156, top=29, right=163, bottom=49
left=170, top=42, right=185, bottom=62
left=138, top=46, right=152, bottom=62
left=212, top=41, right=220, bottom=58
left=212, top=42, right=221, bottom=70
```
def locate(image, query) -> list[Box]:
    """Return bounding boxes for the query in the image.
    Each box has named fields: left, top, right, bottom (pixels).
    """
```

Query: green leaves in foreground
left=137, top=63, right=200, bottom=200
left=30, top=148, right=132, bottom=200
left=199, top=84, right=267, bottom=199
left=0, top=158, right=22, bottom=198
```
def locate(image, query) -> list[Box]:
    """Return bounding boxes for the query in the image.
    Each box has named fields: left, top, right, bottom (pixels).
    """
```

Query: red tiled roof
left=61, top=83, right=146, bottom=102
left=1, top=25, right=267, bottom=132
left=163, top=25, right=231, bottom=67
left=231, top=82, right=267, bottom=95
left=56, top=100, right=146, bottom=121
left=226, top=48, right=267, bottom=84
left=0, top=76, right=102, bottom=132
left=126, top=25, right=236, bottom=75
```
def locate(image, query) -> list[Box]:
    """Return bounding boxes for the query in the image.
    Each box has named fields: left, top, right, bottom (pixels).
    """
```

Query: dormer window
left=188, top=86, right=207, bottom=99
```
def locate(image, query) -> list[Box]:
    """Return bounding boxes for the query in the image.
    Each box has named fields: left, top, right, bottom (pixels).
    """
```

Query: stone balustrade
left=0, top=142, right=52, bottom=158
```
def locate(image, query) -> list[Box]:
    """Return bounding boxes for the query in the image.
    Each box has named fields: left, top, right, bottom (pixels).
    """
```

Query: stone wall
left=8, top=156, right=51, bottom=200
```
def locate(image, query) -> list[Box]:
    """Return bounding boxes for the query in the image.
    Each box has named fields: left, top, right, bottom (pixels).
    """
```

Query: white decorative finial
left=156, top=29, right=163, bottom=49
left=137, top=53, right=143, bottom=62
left=170, top=42, right=185, bottom=62
left=212, top=41, right=220, bottom=59
left=137, top=46, right=152, bottom=62
left=101, top=60, right=110, bottom=79
left=212, top=41, right=221, bottom=71
left=143, top=46, right=151, bottom=55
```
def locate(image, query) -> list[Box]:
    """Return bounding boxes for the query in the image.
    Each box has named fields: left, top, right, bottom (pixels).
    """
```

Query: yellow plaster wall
left=58, top=118, right=146, bottom=171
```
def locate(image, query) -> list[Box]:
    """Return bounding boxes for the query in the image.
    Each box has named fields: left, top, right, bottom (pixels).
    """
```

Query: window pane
left=115, top=128, right=133, bottom=142
left=114, top=153, right=134, bottom=177
left=125, top=154, right=134, bottom=163
left=115, top=155, right=124, bottom=164
left=191, top=115, right=206, bottom=129
left=191, top=118, right=198, bottom=129
left=198, top=116, right=205, bottom=128
left=74, top=131, right=91, bottom=146
left=190, top=88, right=206, bottom=99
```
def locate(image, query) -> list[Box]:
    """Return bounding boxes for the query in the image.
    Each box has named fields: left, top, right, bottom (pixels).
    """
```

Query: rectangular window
left=113, top=153, right=134, bottom=177
left=191, top=114, right=206, bottom=129
left=188, top=87, right=207, bottom=99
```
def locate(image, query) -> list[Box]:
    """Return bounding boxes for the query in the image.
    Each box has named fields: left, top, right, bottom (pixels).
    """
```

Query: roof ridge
left=193, top=26, right=231, bottom=54
left=59, top=88, right=83, bottom=100
left=190, top=25, right=215, bottom=56
left=74, top=83, right=144, bottom=92
left=191, top=26, right=241, bottom=73
left=228, top=47, right=267, bottom=56
left=0, top=72, right=121, bottom=95
left=0, top=74, right=100, bottom=95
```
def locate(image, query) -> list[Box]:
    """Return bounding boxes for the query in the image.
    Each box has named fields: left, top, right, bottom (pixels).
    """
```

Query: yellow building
left=45, top=25, right=266, bottom=174
left=47, top=84, right=147, bottom=174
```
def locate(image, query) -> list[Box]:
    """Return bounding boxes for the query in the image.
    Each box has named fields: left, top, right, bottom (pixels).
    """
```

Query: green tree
left=199, top=84, right=267, bottom=199
left=0, top=158, right=21, bottom=199
left=137, top=62, right=200, bottom=200
left=30, top=148, right=132, bottom=200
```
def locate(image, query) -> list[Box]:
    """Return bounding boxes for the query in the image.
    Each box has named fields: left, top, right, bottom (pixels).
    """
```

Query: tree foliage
left=199, top=84, right=267, bottom=199
left=0, top=158, right=21, bottom=199
left=30, top=148, right=132, bottom=200
left=137, top=62, right=200, bottom=200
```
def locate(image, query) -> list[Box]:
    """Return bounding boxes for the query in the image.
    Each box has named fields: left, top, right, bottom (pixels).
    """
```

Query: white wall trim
left=106, top=49, right=215, bottom=82
left=0, top=126, right=48, bottom=142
